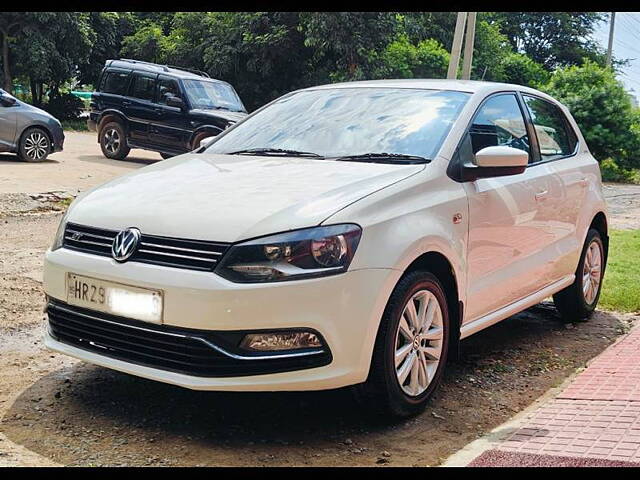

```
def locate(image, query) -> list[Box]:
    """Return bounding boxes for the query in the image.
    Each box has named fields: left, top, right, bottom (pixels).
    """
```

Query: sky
left=592, top=12, right=640, bottom=104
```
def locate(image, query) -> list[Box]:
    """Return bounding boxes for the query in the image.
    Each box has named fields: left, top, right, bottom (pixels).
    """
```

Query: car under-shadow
left=1, top=304, right=630, bottom=466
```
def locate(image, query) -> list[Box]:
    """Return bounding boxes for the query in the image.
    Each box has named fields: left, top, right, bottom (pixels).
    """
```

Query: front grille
left=46, top=300, right=332, bottom=378
left=63, top=223, right=230, bottom=272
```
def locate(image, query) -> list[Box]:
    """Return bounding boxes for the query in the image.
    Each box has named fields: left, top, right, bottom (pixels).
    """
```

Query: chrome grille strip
left=137, top=249, right=219, bottom=263
left=64, top=237, right=113, bottom=248
left=139, top=241, right=223, bottom=256
left=65, top=229, right=116, bottom=241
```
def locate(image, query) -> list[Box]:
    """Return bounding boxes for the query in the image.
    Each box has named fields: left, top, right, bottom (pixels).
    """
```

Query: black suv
left=89, top=59, right=247, bottom=160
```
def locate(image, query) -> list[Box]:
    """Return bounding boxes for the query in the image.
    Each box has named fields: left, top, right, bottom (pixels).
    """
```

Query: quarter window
left=469, top=94, right=530, bottom=157
left=101, top=71, right=130, bottom=96
left=130, top=74, right=156, bottom=102
left=523, top=95, right=577, bottom=161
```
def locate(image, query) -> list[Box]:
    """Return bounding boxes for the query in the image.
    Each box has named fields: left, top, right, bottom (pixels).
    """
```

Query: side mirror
left=0, top=94, right=17, bottom=107
left=199, top=136, right=216, bottom=149
left=166, top=95, right=184, bottom=109
left=474, top=146, right=529, bottom=168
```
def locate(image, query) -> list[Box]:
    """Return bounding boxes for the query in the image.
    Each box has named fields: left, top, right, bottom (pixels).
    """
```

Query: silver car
left=0, top=89, right=64, bottom=162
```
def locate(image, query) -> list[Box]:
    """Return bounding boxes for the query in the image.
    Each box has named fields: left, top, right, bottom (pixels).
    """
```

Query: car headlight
left=51, top=210, right=70, bottom=251
left=216, top=224, right=362, bottom=283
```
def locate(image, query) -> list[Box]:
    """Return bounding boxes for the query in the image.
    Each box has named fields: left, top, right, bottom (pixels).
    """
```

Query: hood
left=68, top=153, right=424, bottom=242
left=17, top=100, right=59, bottom=122
left=190, top=109, right=247, bottom=124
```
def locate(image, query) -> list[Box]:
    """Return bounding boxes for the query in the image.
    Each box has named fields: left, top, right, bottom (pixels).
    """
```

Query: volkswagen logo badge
left=112, top=228, right=141, bottom=262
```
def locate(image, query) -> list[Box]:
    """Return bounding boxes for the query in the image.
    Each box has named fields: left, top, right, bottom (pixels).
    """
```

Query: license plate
left=66, top=273, right=163, bottom=323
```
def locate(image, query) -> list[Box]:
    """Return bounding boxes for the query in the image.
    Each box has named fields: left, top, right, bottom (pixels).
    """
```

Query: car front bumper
left=43, top=247, right=401, bottom=391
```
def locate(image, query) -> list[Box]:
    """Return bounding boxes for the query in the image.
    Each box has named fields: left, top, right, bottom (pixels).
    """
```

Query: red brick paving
left=468, top=325, right=640, bottom=466
left=468, top=449, right=640, bottom=467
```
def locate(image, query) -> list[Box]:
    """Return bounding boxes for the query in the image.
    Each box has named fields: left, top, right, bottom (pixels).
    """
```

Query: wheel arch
left=189, top=125, right=223, bottom=149
left=402, top=251, right=463, bottom=360
left=97, top=111, right=128, bottom=137
left=589, top=211, right=609, bottom=262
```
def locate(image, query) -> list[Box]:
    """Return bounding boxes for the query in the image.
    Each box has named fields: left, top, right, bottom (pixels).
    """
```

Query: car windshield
left=205, top=87, right=470, bottom=160
left=183, top=79, right=246, bottom=112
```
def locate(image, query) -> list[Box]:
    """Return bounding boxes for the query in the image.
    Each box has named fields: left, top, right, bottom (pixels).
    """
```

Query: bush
left=43, top=92, right=85, bottom=121
left=541, top=60, right=640, bottom=170
left=600, top=158, right=640, bottom=184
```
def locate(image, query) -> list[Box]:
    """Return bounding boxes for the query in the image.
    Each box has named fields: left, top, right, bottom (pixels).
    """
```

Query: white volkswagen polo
left=43, top=80, right=608, bottom=417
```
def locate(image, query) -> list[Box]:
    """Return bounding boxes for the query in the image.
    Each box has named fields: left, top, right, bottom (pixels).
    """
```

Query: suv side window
left=522, top=95, right=578, bottom=162
left=130, top=74, right=156, bottom=102
left=101, top=70, right=130, bottom=96
left=156, top=77, right=181, bottom=105
left=469, top=94, right=530, bottom=158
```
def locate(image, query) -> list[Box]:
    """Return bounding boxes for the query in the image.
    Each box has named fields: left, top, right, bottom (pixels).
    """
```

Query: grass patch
left=600, top=229, right=640, bottom=313
left=61, top=119, right=89, bottom=132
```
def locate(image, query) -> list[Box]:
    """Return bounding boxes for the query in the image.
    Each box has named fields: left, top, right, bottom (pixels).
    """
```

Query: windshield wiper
left=226, top=147, right=324, bottom=158
left=332, top=152, right=430, bottom=164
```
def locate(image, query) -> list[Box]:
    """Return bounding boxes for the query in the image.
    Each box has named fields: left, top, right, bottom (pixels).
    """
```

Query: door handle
left=579, top=177, right=588, bottom=187
left=122, top=100, right=131, bottom=106
left=534, top=189, right=549, bottom=201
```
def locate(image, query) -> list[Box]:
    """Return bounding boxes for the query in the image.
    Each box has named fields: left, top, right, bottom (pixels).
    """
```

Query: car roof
left=104, top=59, right=231, bottom=85
left=305, top=78, right=552, bottom=99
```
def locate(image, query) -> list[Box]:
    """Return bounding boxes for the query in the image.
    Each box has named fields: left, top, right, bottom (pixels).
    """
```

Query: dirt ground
left=0, top=132, right=639, bottom=466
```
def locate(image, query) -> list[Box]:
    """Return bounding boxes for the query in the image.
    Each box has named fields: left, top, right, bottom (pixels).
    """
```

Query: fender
left=189, top=125, right=224, bottom=147
left=96, top=109, right=129, bottom=133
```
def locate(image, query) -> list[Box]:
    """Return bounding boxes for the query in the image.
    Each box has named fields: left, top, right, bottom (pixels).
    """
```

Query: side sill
left=459, top=275, right=574, bottom=339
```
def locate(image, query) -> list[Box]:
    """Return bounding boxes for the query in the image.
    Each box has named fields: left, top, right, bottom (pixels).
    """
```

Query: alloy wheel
left=394, top=290, right=444, bottom=397
left=24, top=131, right=49, bottom=160
left=104, top=128, right=120, bottom=154
left=583, top=239, right=603, bottom=305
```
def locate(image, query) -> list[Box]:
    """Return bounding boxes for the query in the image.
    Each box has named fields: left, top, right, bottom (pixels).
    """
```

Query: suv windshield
left=205, top=87, right=470, bottom=160
left=183, top=79, right=245, bottom=112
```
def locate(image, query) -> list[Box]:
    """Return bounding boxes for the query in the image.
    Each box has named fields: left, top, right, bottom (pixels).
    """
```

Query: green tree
left=371, top=35, right=449, bottom=79
left=497, top=53, right=550, bottom=87
left=10, top=13, right=95, bottom=105
left=300, top=12, right=398, bottom=81
left=79, top=12, right=135, bottom=86
left=0, top=13, right=23, bottom=92
left=487, top=12, right=606, bottom=69
left=542, top=60, right=640, bottom=168
left=120, top=23, right=172, bottom=65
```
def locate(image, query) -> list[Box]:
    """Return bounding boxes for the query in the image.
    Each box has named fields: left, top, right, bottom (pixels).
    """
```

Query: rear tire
left=99, top=121, right=130, bottom=160
left=18, top=127, right=51, bottom=162
left=553, top=228, right=605, bottom=322
left=353, top=270, right=450, bottom=418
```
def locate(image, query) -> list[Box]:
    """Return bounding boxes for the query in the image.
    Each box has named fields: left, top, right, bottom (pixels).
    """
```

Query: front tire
left=553, top=228, right=605, bottom=322
left=99, top=121, right=130, bottom=160
left=18, top=127, right=51, bottom=162
left=354, top=271, right=450, bottom=418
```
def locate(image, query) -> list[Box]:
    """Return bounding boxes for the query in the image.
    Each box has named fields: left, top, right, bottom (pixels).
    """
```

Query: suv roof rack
left=106, top=59, right=210, bottom=79
left=167, top=65, right=210, bottom=78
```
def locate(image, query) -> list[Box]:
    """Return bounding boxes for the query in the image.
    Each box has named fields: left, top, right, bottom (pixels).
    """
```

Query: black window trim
left=517, top=91, right=580, bottom=167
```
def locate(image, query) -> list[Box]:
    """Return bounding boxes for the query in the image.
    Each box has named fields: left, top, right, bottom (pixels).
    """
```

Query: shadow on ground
left=2, top=304, right=632, bottom=466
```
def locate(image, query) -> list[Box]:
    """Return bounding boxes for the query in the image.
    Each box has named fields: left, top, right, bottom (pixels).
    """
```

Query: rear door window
left=101, top=71, right=131, bottom=96
left=522, top=95, right=578, bottom=161
left=129, top=74, right=156, bottom=102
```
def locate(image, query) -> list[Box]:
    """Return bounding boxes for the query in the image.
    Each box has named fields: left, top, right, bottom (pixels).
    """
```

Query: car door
left=0, top=93, right=18, bottom=152
left=521, top=94, right=585, bottom=282
left=150, top=76, right=191, bottom=152
left=462, top=93, right=558, bottom=323
left=125, top=72, right=158, bottom=145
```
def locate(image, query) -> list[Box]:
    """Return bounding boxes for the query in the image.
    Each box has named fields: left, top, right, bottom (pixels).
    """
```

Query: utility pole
left=447, top=12, right=467, bottom=79
left=606, top=12, right=616, bottom=67
left=461, top=12, right=477, bottom=80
